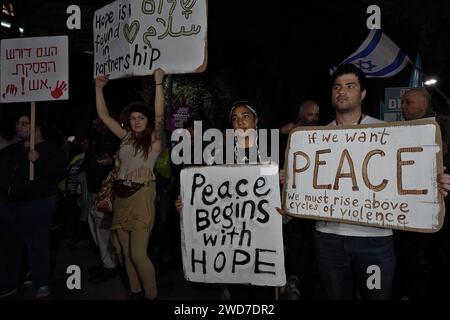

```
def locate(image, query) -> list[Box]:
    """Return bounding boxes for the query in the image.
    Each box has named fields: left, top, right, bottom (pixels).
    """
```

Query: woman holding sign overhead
left=95, top=68, right=165, bottom=300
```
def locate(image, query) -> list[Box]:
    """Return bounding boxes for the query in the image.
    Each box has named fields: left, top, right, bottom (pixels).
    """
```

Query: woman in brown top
left=95, top=69, right=165, bottom=300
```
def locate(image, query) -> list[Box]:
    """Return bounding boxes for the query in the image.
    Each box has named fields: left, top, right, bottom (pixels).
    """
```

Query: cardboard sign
left=283, top=120, right=445, bottom=233
left=0, top=36, right=69, bottom=103
left=180, top=163, right=286, bottom=286
left=93, top=0, right=208, bottom=79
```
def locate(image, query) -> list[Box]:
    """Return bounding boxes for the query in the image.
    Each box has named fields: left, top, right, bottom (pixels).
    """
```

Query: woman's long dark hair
left=120, top=101, right=154, bottom=160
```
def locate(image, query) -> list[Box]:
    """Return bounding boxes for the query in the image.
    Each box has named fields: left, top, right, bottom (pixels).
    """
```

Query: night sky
left=1, top=0, right=450, bottom=137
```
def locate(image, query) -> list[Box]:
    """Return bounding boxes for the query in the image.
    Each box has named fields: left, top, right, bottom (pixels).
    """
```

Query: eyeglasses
left=16, top=121, right=30, bottom=126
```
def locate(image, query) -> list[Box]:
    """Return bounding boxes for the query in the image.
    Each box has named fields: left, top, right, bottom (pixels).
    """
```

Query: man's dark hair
left=331, top=64, right=367, bottom=92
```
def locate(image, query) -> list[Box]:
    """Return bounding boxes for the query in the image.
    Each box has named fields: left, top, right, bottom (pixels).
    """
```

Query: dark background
left=1, top=0, right=450, bottom=136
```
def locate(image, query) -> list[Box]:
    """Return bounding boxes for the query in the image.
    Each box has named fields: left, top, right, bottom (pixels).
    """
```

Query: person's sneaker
left=23, top=272, right=32, bottom=286
left=35, top=286, right=51, bottom=299
left=146, top=294, right=158, bottom=301
left=0, top=287, right=18, bottom=299
left=88, top=267, right=118, bottom=284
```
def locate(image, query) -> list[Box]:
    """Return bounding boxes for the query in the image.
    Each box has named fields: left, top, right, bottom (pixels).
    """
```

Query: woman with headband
left=175, top=100, right=277, bottom=300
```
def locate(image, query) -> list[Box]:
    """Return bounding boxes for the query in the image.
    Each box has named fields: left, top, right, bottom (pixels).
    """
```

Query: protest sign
left=1, top=35, right=69, bottom=180
left=283, top=120, right=445, bottom=233
left=1, top=35, right=69, bottom=103
left=93, top=0, right=207, bottom=79
left=180, top=163, right=286, bottom=286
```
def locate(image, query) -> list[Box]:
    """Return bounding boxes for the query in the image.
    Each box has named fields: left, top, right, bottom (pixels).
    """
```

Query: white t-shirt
left=315, top=115, right=393, bottom=237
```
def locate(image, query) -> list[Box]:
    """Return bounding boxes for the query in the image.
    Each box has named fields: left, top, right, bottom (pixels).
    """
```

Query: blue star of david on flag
left=355, top=60, right=377, bottom=72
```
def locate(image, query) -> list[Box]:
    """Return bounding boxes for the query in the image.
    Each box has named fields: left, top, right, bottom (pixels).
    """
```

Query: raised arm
left=152, top=68, right=166, bottom=153
left=95, top=75, right=127, bottom=139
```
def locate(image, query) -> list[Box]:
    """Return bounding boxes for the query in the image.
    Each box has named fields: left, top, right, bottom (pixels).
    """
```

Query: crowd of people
left=1, top=64, right=450, bottom=300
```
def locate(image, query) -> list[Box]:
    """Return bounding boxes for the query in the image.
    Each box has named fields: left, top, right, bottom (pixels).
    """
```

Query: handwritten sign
left=1, top=36, right=68, bottom=103
left=93, top=0, right=207, bottom=79
left=283, top=120, right=445, bottom=233
left=180, top=163, right=286, bottom=286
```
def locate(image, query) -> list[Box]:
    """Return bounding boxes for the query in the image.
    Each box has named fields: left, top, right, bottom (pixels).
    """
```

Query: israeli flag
left=331, top=30, right=410, bottom=78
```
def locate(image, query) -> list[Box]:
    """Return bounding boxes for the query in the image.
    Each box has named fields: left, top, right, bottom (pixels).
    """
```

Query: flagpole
left=406, top=57, right=450, bottom=102
left=30, top=102, right=35, bottom=181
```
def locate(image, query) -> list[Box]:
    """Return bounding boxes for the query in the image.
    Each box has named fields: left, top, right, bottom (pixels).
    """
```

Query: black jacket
left=0, top=141, right=67, bottom=201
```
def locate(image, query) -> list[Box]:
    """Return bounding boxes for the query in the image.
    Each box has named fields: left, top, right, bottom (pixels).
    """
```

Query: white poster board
left=1, top=36, right=69, bottom=103
left=93, top=0, right=207, bottom=79
left=283, top=120, right=445, bottom=233
left=180, top=163, right=286, bottom=286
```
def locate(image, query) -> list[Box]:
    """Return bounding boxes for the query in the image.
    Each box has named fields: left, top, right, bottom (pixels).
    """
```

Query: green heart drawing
left=123, top=21, right=140, bottom=44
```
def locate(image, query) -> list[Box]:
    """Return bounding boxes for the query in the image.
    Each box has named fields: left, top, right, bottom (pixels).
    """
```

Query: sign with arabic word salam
left=180, top=163, right=286, bottom=286
left=283, top=120, right=445, bottom=233
left=1, top=36, right=69, bottom=103
left=93, top=0, right=207, bottom=79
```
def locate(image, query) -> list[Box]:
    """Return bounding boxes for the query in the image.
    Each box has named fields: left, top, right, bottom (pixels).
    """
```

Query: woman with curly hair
left=95, top=69, right=165, bottom=300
